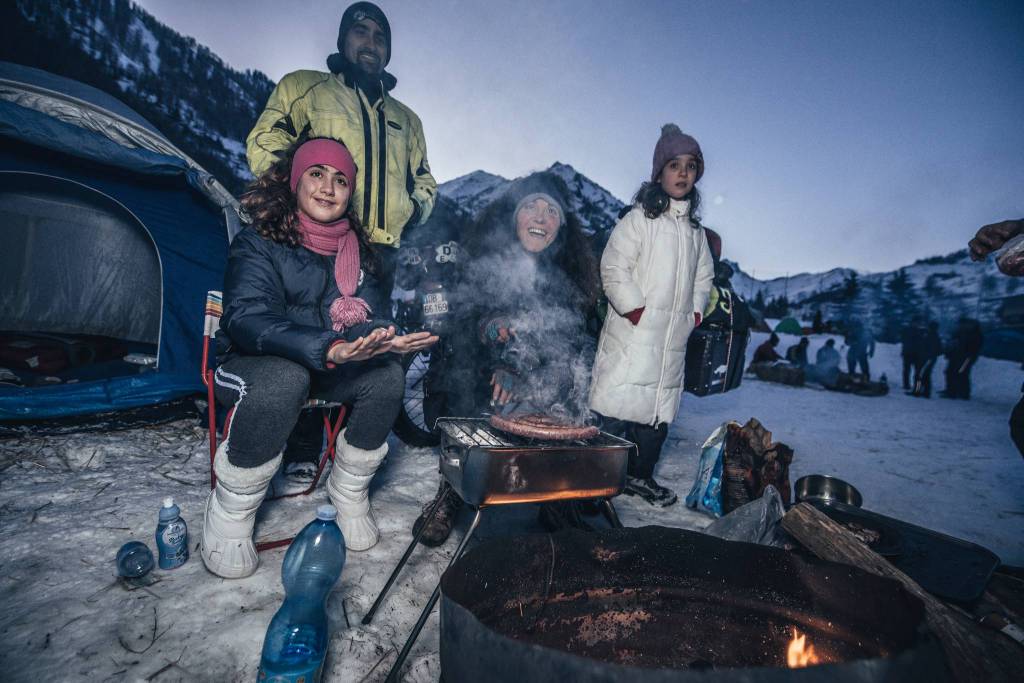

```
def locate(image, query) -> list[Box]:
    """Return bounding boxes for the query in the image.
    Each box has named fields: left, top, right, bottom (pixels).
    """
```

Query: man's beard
left=347, top=56, right=385, bottom=97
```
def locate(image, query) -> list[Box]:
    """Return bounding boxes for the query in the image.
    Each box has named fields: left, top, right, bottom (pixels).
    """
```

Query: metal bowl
left=795, top=474, right=863, bottom=507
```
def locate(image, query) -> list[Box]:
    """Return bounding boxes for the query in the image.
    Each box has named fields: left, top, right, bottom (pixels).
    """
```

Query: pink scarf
left=296, top=212, right=370, bottom=332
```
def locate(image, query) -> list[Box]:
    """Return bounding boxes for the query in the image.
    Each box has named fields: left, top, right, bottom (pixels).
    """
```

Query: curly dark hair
left=627, top=182, right=703, bottom=226
left=462, top=174, right=601, bottom=309
left=239, top=136, right=378, bottom=272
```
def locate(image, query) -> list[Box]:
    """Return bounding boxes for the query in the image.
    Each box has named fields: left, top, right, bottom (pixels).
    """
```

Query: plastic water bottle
left=258, top=505, right=345, bottom=683
left=116, top=541, right=155, bottom=578
left=155, top=497, right=189, bottom=569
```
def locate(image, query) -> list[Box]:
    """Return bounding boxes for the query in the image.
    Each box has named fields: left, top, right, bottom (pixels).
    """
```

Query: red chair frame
left=201, top=291, right=347, bottom=551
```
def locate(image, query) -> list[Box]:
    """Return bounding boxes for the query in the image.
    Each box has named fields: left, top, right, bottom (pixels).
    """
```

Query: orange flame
left=786, top=627, right=821, bottom=668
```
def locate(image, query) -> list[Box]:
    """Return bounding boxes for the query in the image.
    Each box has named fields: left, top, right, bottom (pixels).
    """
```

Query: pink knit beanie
left=651, top=123, right=704, bottom=183
left=290, top=139, right=357, bottom=193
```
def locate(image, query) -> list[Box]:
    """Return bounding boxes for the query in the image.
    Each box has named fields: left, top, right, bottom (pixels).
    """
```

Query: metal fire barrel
left=440, top=527, right=948, bottom=682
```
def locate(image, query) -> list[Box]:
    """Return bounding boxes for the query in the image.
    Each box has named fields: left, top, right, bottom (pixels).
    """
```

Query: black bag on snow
left=685, top=286, right=750, bottom=397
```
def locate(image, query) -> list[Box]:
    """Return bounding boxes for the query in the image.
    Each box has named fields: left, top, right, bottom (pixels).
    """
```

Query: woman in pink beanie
left=201, top=137, right=437, bottom=579
left=589, top=124, right=715, bottom=507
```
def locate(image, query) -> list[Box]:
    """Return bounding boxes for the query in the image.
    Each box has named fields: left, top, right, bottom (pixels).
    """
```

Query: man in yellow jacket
left=247, top=1, right=436, bottom=291
left=247, top=2, right=436, bottom=473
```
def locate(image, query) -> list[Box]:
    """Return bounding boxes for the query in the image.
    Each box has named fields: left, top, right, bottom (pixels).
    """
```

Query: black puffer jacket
left=217, top=228, right=391, bottom=371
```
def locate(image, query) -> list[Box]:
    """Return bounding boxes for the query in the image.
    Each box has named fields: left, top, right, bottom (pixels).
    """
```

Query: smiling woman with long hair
left=202, top=137, right=437, bottom=579
left=412, top=175, right=602, bottom=545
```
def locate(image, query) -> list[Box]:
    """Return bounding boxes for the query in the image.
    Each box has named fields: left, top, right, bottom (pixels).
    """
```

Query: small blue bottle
left=258, top=505, right=345, bottom=683
left=116, top=541, right=155, bottom=579
left=155, top=497, right=189, bottom=570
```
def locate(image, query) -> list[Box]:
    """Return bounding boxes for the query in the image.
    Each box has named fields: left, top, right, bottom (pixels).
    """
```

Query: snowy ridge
left=6, top=0, right=275, bottom=194
left=438, top=162, right=626, bottom=235
left=437, top=170, right=509, bottom=218
left=546, top=162, right=626, bottom=233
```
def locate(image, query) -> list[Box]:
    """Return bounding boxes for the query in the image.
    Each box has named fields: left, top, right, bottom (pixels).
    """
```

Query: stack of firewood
left=722, top=418, right=793, bottom=513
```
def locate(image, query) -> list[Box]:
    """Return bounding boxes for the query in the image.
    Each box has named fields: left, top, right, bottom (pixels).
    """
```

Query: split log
left=782, top=503, right=1019, bottom=682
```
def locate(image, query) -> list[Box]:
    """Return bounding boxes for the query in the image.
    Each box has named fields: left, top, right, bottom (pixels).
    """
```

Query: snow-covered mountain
left=3, top=0, right=274, bottom=193
left=439, top=162, right=625, bottom=234
left=728, top=264, right=856, bottom=304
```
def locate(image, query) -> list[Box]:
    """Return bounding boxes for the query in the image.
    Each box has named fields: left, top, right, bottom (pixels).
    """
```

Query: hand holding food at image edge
left=969, top=219, right=1024, bottom=276
left=490, top=368, right=518, bottom=405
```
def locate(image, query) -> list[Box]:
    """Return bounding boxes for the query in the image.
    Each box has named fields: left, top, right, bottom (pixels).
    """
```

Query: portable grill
left=364, top=417, right=633, bottom=682
left=437, top=417, right=632, bottom=505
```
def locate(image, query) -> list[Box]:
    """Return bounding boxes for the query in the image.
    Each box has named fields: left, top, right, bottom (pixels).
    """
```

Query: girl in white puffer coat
left=590, top=124, right=715, bottom=506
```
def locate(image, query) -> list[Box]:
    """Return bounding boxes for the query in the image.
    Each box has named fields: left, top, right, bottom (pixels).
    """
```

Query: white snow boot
left=326, top=429, right=388, bottom=551
left=201, top=443, right=281, bottom=578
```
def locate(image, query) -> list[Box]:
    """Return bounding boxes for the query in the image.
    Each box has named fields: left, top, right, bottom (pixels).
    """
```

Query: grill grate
left=437, top=417, right=629, bottom=451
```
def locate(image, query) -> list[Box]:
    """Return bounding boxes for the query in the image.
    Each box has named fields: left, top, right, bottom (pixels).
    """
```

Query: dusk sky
left=133, top=0, right=1024, bottom=276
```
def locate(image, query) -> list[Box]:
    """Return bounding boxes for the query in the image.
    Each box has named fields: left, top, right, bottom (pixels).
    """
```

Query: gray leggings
left=214, top=354, right=404, bottom=468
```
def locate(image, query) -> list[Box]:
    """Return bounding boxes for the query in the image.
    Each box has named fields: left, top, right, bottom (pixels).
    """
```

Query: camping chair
left=201, top=291, right=348, bottom=551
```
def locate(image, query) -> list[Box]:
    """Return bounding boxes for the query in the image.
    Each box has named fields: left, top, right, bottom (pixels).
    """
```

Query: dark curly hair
left=463, top=174, right=601, bottom=309
left=627, top=182, right=703, bottom=227
left=239, top=136, right=378, bottom=272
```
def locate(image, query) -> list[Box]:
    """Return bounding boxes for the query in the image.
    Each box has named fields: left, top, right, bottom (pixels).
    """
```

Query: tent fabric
left=774, top=317, right=804, bottom=335
left=0, top=61, right=162, bottom=133
left=0, top=172, right=162, bottom=343
left=0, top=62, right=232, bottom=420
left=0, top=62, right=238, bottom=211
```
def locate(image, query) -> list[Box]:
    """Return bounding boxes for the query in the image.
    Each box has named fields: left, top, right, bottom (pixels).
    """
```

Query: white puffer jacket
left=589, top=200, right=714, bottom=425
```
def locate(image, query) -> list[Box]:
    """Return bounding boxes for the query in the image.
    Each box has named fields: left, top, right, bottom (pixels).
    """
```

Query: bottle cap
left=316, top=504, right=337, bottom=521
left=163, top=497, right=174, bottom=508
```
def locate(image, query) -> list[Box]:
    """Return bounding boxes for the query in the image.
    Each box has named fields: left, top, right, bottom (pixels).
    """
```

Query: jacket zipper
left=652, top=214, right=685, bottom=424
left=356, top=90, right=374, bottom=227
left=376, top=105, right=387, bottom=235
left=318, top=254, right=331, bottom=328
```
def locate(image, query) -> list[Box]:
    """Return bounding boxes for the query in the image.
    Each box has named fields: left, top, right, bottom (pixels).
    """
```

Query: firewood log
left=782, top=503, right=1020, bottom=682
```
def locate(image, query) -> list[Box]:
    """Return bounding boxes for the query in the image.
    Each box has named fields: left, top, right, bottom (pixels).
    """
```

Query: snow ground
left=0, top=334, right=1021, bottom=682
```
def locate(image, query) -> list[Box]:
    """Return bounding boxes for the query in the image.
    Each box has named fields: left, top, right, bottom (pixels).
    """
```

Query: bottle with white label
left=155, top=497, right=189, bottom=570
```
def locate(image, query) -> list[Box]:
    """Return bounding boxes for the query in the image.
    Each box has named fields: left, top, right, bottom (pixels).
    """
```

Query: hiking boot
left=538, top=501, right=594, bottom=533
left=623, top=476, right=678, bottom=507
left=413, top=483, right=463, bottom=547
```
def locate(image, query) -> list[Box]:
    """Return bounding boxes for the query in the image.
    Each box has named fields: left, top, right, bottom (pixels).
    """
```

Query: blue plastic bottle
left=155, top=497, right=189, bottom=569
left=258, top=505, right=345, bottom=683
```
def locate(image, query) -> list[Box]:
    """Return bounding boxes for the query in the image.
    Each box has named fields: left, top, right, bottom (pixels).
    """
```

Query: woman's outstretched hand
left=388, top=330, right=439, bottom=355
left=327, top=327, right=394, bottom=365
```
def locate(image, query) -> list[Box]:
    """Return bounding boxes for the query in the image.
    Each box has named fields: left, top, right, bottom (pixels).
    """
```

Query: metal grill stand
left=364, top=418, right=631, bottom=682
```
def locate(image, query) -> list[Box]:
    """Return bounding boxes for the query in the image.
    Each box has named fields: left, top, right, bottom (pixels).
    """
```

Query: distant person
left=806, top=338, right=840, bottom=387
left=844, top=321, right=875, bottom=379
left=912, top=321, right=942, bottom=399
left=752, top=333, right=783, bottom=364
left=968, top=218, right=1023, bottom=456
left=941, top=317, right=983, bottom=400
left=785, top=338, right=809, bottom=368
left=246, top=1, right=438, bottom=473
left=900, top=316, right=925, bottom=391
left=812, top=310, right=824, bottom=334
left=590, top=123, right=715, bottom=507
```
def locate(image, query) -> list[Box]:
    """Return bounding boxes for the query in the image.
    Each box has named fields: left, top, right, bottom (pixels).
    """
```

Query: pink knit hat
left=651, top=123, right=704, bottom=183
left=290, top=138, right=357, bottom=193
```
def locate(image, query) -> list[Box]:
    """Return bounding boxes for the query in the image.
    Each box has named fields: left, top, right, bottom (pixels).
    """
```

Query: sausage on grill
left=489, top=413, right=600, bottom=441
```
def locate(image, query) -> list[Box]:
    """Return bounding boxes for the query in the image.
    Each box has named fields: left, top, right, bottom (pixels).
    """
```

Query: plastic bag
left=702, top=485, right=789, bottom=548
left=685, top=423, right=729, bottom=516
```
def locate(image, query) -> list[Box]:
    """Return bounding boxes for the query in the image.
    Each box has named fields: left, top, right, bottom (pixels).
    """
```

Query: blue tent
left=0, top=62, right=240, bottom=419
